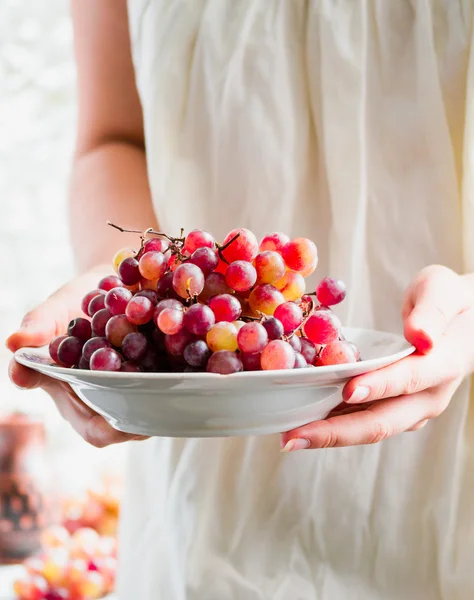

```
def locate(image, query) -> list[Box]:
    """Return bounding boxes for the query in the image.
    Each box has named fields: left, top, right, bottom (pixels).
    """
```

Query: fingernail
left=346, top=386, right=370, bottom=404
left=281, top=438, right=310, bottom=452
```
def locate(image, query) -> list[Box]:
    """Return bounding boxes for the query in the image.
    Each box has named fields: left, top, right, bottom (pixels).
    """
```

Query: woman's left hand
left=281, top=265, right=474, bottom=451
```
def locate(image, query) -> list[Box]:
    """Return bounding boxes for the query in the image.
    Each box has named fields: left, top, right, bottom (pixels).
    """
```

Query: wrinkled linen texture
left=119, top=1, right=474, bottom=598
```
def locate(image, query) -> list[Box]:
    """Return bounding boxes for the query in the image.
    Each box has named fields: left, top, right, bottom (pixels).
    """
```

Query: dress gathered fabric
left=119, top=2, right=474, bottom=598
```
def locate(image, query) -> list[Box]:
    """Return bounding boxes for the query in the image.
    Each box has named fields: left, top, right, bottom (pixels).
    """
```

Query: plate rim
left=14, top=327, right=415, bottom=382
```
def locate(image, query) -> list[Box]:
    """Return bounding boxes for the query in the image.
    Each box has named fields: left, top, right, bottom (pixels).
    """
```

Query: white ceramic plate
left=14, top=328, right=414, bottom=438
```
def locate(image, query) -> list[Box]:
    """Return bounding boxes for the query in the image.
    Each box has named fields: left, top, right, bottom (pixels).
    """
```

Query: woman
left=7, top=1, right=474, bottom=598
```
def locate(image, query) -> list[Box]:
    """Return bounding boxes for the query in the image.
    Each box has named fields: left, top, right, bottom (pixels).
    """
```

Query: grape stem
left=107, top=221, right=185, bottom=245
left=216, top=233, right=241, bottom=265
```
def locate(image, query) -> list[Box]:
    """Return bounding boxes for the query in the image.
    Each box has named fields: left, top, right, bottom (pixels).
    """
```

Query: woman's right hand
left=6, top=267, right=146, bottom=447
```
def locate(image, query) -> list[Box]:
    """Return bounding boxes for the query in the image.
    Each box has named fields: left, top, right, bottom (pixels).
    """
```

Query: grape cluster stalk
left=49, top=225, right=360, bottom=375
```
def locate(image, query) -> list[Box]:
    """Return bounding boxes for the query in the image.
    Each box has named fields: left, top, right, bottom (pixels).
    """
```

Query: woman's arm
left=7, top=0, right=155, bottom=447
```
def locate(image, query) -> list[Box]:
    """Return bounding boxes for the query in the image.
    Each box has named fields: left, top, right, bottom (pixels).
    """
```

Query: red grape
left=303, top=310, right=342, bottom=344
left=78, top=357, right=90, bottom=369
left=241, top=352, right=262, bottom=371
left=81, top=289, right=104, bottom=316
left=262, top=317, right=284, bottom=340
left=261, top=340, right=296, bottom=370
left=294, top=353, right=308, bottom=368
left=105, top=315, right=137, bottom=346
left=105, top=287, right=133, bottom=316
left=165, top=329, right=195, bottom=356
left=273, top=302, right=303, bottom=334
left=122, top=332, right=148, bottom=361
left=189, top=247, right=219, bottom=274
left=90, top=348, right=122, bottom=371
left=184, top=340, right=211, bottom=367
left=118, top=257, right=141, bottom=285
left=91, top=308, right=112, bottom=337
left=225, top=261, right=257, bottom=292
left=157, top=308, right=184, bottom=335
left=184, top=229, right=215, bottom=253
left=300, top=338, right=318, bottom=364
left=156, top=271, right=180, bottom=300
left=220, top=228, right=259, bottom=263
left=259, top=232, right=290, bottom=253
left=143, top=237, right=169, bottom=254
left=125, top=296, right=154, bottom=325
left=57, top=337, right=83, bottom=367
left=153, top=299, right=183, bottom=325
left=88, top=294, right=106, bottom=316
left=49, top=335, right=68, bottom=364
left=98, top=275, right=122, bottom=292
left=316, top=277, right=347, bottom=306
left=248, top=284, right=285, bottom=315
left=254, top=251, right=286, bottom=284
left=82, top=337, right=111, bottom=362
left=113, top=247, right=136, bottom=273
left=317, top=340, right=358, bottom=365
left=282, top=238, right=318, bottom=273
left=183, top=304, right=215, bottom=335
left=206, top=350, right=243, bottom=374
left=288, top=335, right=302, bottom=353
left=237, top=322, right=268, bottom=354
left=208, top=294, right=241, bottom=322
left=135, top=289, right=159, bottom=305
left=173, top=263, right=205, bottom=298
left=199, top=272, right=232, bottom=302
left=121, top=361, right=142, bottom=372
left=68, top=318, right=92, bottom=342
left=138, top=251, right=167, bottom=280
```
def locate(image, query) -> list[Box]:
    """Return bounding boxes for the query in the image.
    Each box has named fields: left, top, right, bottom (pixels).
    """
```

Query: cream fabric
left=119, top=2, right=474, bottom=598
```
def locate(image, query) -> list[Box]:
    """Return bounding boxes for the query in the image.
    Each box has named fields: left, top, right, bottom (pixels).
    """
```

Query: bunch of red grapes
left=49, top=226, right=360, bottom=374
left=13, top=526, right=116, bottom=600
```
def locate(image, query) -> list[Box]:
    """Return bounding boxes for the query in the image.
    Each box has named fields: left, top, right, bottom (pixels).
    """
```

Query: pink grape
left=90, top=347, right=122, bottom=371
left=173, top=263, right=205, bottom=298
left=300, top=338, right=318, bottom=364
left=81, top=289, right=104, bottom=316
left=91, top=308, right=112, bottom=337
left=105, top=315, right=137, bottom=346
left=88, top=293, right=106, bottom=316
left=303, top=310, right=342, bottom=344
left=156, top=271, right=180, bottom=300
left=184, top=229, right=215, bottom=253
left=274, top=271, right=306, bottom=301
left=220, top=228, right=259, bottom=263
left=125, top=296, right=154, bottom=325
left=183, top=304, right=215, bottom=335
left=57, top=337, right=83, bottom=367
left=82, top=337, right=111, bottom=362
left=122, top=332, right=148, bottom=361
left=282, top=238, right=318, bottom=273
left=118, top=257, right=141, bottom=285
left=241, top=352, right=262, bottom=371
left=143, top=237, right=169, bottom=254
left=300, top=260, right=318, bottom=277
left=206, top=322, right=239, bottom=352
left=254, top=251, right=286, bottom=284
left=189, top=247, right=219, bottom=274
left=208, top=294, right=241, bottom=322
left=259, top=232, right=290, bottom=254
left=248, top=284, right=285, bottom=315
left=294, top=353, right=308, bottom=368
left=199, top=272, right=232, bottom=302
left=105, top=287, right=132, bottom=315
left=274, top=302, right=303, bottom=333
left=139, top=277, right=158, bottom=291
left=288, top=335, right=302, bottom=353
left=157, top=308, right=184, bottom=335
left=121, top=361, right=142, bottom=372
left=206, top=350, right=243, bottom=374
left=98, top=275, right=122, bottom=292
left=225, top=261, right=257, bottom=292
left=184, top=340, right=211, bottom=367
left=316, top=277, right=347, bottom=306
left=165, top=329, right=195, bottom=356
left=237, top=322, right=268, bottom=354
left=153, top=299, right=183, bottom=324
left=317, top=340, right=358, bottom=366
left=261, top=340, right=296, bottom=371
left=138, top=251, right=167, bottom=280
left=262, top=317, right=284, bottom=340
left=49, top=335, right=68, bottom=364
left=135, top=289, right=159, bottom=305
left=67, top=318, right=92, bottom=342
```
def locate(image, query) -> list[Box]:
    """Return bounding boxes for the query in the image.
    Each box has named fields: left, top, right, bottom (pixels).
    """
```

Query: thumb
left=6, top=302, right=69, bottom=353
left=404, top=266, right=469, bottom=353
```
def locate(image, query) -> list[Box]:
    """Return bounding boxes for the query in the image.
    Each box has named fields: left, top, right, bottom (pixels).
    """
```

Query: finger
left=407, top=419, right=429, bottom=432
left=403, top=265, right=469, bottom=353
left=6, top=301, right=70, bottom=352
left=281, top=390, right=437, bottom=450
